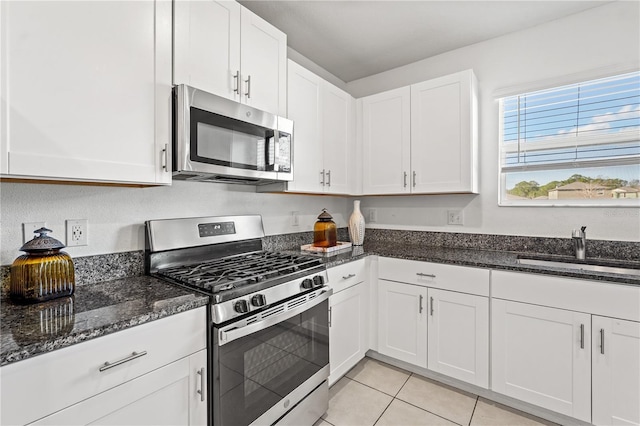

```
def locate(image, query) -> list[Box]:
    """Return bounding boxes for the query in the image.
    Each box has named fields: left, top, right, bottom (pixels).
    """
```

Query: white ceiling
left=238, top=1, right=611, bottom=83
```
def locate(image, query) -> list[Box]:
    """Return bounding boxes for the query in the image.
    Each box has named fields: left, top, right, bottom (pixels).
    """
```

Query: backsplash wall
left=0, top=181, right=350, bottom=266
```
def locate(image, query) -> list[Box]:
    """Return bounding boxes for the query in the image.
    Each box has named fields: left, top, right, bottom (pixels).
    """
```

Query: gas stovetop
left=156, top=251, right=324, bottom=295
left=145, top=215, right=329, bottom=324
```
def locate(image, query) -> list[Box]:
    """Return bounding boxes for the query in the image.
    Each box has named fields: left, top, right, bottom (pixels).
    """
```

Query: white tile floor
left=316, top=358, right=557, bottom=426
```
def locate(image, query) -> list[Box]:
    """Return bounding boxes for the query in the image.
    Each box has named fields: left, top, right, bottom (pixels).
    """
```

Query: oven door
left=212, top=288, right=331, bottom=426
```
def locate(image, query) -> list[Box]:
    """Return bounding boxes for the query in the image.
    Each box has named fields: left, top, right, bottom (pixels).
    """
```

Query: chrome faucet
left=572, top=226, right=587, bottom=260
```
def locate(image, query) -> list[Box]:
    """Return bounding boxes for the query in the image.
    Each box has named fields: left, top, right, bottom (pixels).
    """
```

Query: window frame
left=497, top=71, right=640, bottom=207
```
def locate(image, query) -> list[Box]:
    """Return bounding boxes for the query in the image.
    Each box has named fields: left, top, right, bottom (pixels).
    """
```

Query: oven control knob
left=251, top=294, right=266, bottom=307
left=312, top=275, right=325, bottom=287
left=234, top=299, right=249, bottom=314
left=301, top=278, right=314, bottom=289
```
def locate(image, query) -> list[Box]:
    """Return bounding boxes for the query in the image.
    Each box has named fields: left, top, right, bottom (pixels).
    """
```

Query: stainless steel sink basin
left=516, top=256, right=640, bottom=277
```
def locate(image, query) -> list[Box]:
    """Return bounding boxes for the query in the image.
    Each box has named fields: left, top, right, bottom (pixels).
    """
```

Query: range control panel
left=198, top=221, right=236, bottom=238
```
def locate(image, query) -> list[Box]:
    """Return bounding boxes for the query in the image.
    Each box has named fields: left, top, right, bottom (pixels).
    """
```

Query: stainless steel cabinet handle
left=99, top=351, right=148, bottom=372
left=419, top=294, right=424, bottom=314
left=245, top=75, right=251, bottom=98
left=580, top=324, right=585, bottom=349
left=328, top=306, right=332, bottom=327
left=342, top=274, right=356, bottom=280
left=403, top=172, right=407, bottom=188
left=413, top=171, right=417, bottom=187
left=197, top=367, right=205, bottom=402
left=430, top=297, right=434, bottom=316
left=600, top=328, right=605, bottom=354
left=162, top=144, right=169, bottom=172
left=326, top=170, right=331, bottom=187
left=320, top=170, right=325, bottom=186
left=416, top=273, right=436, bottom=278
left=233, top=70, right=240, bottom=94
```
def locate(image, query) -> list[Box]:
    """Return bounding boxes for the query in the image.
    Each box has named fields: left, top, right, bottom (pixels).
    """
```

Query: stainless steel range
left=145, top=215, right=331, bottom=426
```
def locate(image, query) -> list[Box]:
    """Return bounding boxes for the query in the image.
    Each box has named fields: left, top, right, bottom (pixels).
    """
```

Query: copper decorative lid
left=19, top=228, right=66, bottom=253
left=317, top=209, right=334, bottom=221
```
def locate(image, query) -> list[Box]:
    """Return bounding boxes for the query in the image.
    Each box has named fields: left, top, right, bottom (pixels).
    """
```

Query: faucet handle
left=572, top=227, right=587, bottom=238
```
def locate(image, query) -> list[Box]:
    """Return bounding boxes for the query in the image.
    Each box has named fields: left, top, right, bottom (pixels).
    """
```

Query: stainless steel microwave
left=173, top=85, right=293, bottom=184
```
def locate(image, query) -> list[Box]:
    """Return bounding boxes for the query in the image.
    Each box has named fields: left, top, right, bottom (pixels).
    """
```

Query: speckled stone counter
left=270, top=228, right=640, bottom=286
left=0, top=276, right=209, bottom=366
left=361, top=241, right=640, bottom=286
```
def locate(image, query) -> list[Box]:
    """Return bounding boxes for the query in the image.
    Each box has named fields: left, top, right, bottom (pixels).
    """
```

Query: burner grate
left=157, top=251, right=323, bottom=294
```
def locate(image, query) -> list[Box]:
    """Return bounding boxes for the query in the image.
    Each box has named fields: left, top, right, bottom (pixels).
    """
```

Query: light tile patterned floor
left=315, top=357, right=557, bottom=426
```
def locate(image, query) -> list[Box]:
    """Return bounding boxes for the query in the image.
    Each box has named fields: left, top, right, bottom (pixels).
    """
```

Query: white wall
left=347, top=1, right=640, bottom=243
left=0, top=181, right=349, bottom=265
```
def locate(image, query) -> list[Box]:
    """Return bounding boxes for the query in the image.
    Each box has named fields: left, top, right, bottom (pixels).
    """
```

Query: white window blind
left=499, top=71, right=640, bottom=204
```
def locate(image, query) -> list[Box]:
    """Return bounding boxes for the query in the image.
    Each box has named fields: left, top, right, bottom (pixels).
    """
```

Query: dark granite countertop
left=311, top=242, right=640, bottom=286
left=0, top=276, right=209, bottom=367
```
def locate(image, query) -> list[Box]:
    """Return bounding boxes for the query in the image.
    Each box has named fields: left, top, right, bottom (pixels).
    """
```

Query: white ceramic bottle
left=348, top=200, right=366, bottom=246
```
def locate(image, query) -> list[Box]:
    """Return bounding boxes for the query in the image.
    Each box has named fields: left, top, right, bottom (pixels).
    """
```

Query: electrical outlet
left=291, top=211, right=300, bottom=227
left=23, top=222, right=46, bottom=243
left=369, top=208, right=377, bottom=223
left=66, top=219, right=88, bottom=246
left=447, top=210, right=464, bottom=226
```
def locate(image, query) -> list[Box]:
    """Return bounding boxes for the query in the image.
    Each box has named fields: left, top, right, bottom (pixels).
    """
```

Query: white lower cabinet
left=31, top=349, right=207, bottom=426
left=492, top=299, right=592, bottom=422
left=377, top=279, right=427, bottom=368
left=376, top=257, right=489, bottom=386
left=0, top=307, right=207, bottom=426
left=427, top=288, right=488, bottom=388
left=592, top=316, right=640, bottom=426
left=328, top=259, right=368, bottom=385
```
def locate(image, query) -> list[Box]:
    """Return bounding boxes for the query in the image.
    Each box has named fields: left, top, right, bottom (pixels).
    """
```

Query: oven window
left=190, top=107, right=275, bottom=171
left=215, top=300, right=329, bottom=425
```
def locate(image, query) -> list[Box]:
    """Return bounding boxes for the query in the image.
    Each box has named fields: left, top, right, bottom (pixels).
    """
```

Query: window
left=498, top=71, right=640, bottom=206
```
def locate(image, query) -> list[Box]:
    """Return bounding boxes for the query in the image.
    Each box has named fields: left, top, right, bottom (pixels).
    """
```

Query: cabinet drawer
left=492, top=270, right=640, bottom=322
left=1, top=307, right=206, bottom=426
left=378, top=257, right=489, bottom=296
left=328, top=259, right=366, bottom=293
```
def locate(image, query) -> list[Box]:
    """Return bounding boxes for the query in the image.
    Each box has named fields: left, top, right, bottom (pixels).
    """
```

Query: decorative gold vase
left=10, top=228, right=75, bottom=303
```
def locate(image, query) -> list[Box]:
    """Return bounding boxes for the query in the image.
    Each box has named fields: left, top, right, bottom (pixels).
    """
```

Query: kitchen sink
left=516, top=255, right=640, bottom=277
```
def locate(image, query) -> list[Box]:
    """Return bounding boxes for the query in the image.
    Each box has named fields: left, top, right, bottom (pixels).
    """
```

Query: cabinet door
left=173, top=0, right=241, bottom=100
left=329, top=282, right=368, bottom=385
left=410, top=70, right=477, bottom=194
left=286, top=60, right=323, bottom=193
left=321, top=82, right=352, bottom=194
left=362, top=87, right=411, bottom=195
left=492, top=299, right=591, bottom=422
left=189, top=350, right=208, bottom=426
left=592, top=316, right=640, bottom=426
left=427, top=289, right=488, bottom=388
left=1, top=1, right=171, bottom=185
left=378, top=280, right=427, bottom=368
left=240, top=6, right=286, bottom=116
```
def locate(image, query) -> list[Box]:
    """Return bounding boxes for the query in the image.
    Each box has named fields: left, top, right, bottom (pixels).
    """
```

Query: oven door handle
left=218, top=288, right=332, bottom=345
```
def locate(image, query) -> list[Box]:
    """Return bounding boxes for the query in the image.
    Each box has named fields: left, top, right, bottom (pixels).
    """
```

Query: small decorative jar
left=10, top=228, right=75, bottom=303
left=313, top=209, right=337, bottom=248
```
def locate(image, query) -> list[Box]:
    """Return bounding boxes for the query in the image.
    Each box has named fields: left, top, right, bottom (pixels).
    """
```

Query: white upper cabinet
left=361, top=87, right=411, bottom=194
left=239, top=7, right=287, bottom=116
left=282, top=60, right=354, bottom=195
left=173, top=1, right=287, bottom=117
left=0, top=1, right=172, bottom=185
left=173, top=0, right=240, bottom=100
left=360, top=69, right=478, bottom=195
